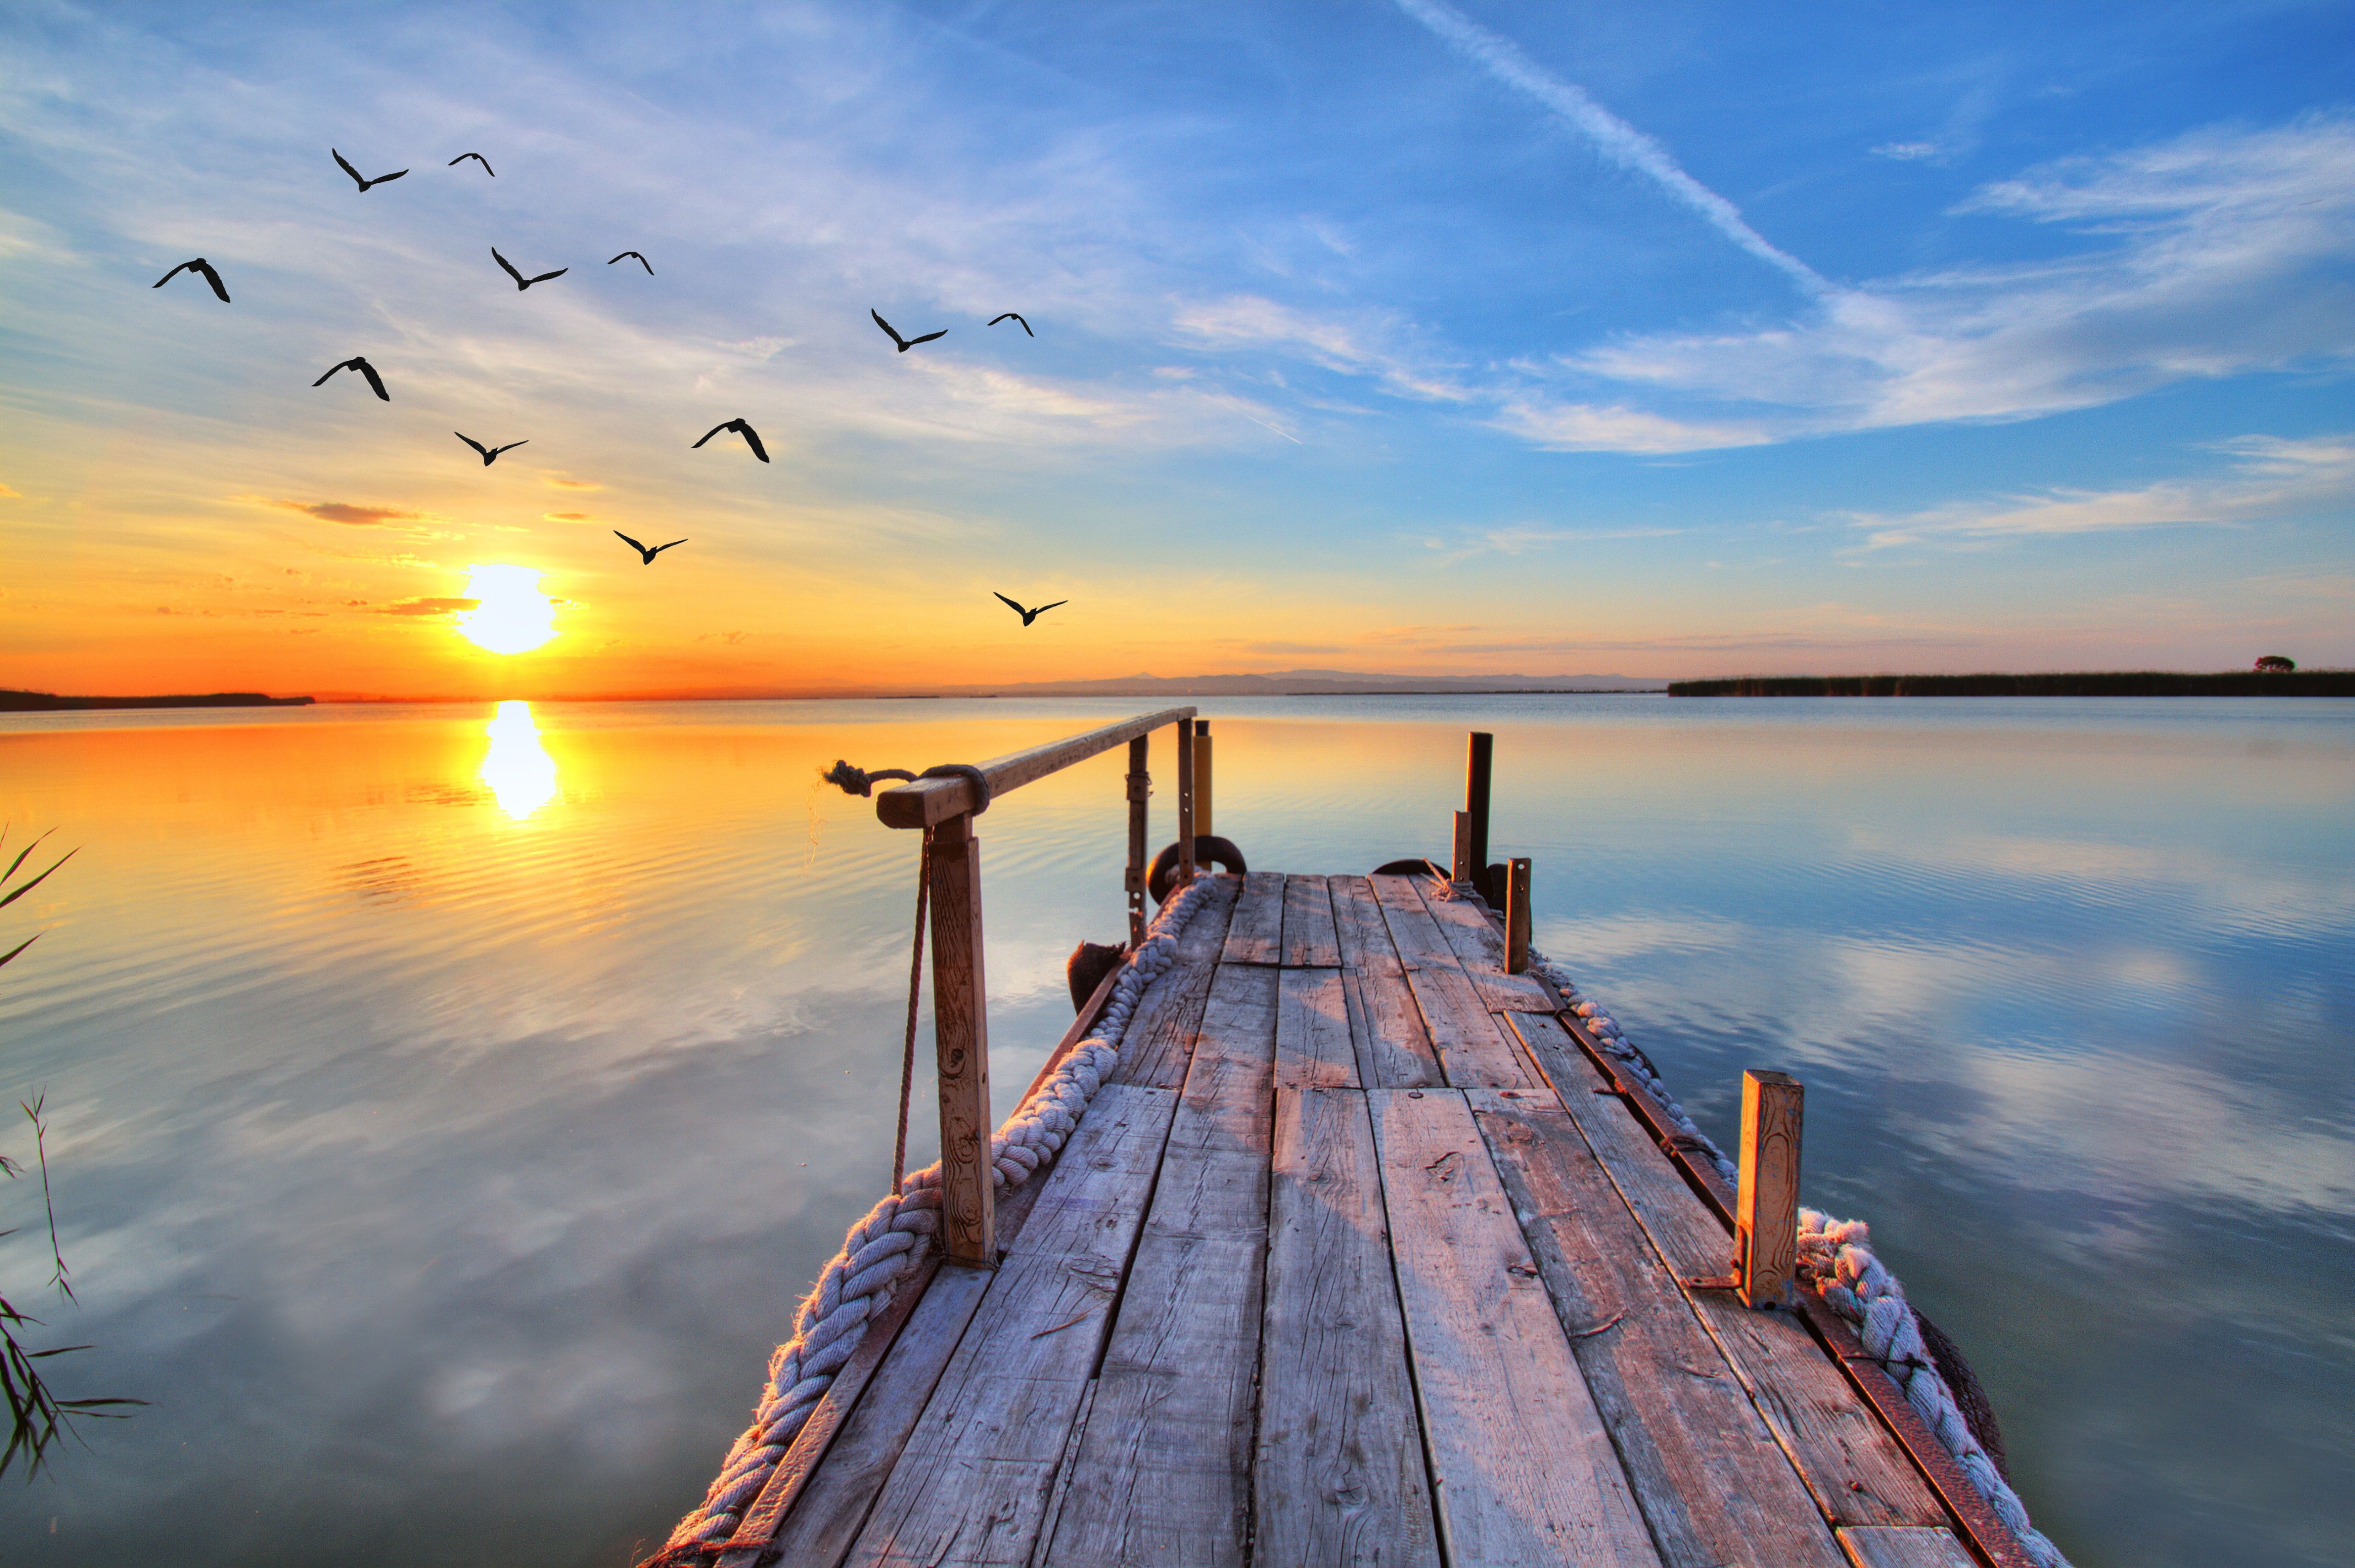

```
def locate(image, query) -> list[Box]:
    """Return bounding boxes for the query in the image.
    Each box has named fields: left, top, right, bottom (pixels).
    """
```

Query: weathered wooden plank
left=1464, top=1090, right=1851, bottom=1568
left=1257, top=1087, right=1441, bottom=1568
left=1108, top=875, right=1238, bottom=1089
left=754, top=1262, right=997, bottom=1568
left=927, top=812, right=995, bottom=1264
left=1275, top=967, right=1357, bottom=1089
left=1338, top=968, right=1442, bottom=1091
left=1279, top=874, right=1342, bottom=969
left=1737, top=1069, right=1804, bottom=1309
left=876, top=707, right=1196, bottom=827
left=1220, top=870, right=1286, bottom=965
left=1369, top=1088, right=1662, bottom=1568
left=843, top=1085, right=1180, bottom=1568
left=1503, top=1013, right=1948, bottom=1529
left=1368, top=874, right=1456, bottom=969
left=1400, top=964, right=1536, bottom=1089
left=1041, top=964, right=1278, bottom=1566
left=1409, top=885, right=1554, bottom=1013
left=1328, top=876, right=1404, bottom=978
left=1836, top=1525, right=1980, bottom=1568
left=1422, top=885, right=1509, bottom=970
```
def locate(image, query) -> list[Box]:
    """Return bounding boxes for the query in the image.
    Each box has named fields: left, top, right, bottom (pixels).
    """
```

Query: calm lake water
left=0, top=695, right=2348, bottom=1568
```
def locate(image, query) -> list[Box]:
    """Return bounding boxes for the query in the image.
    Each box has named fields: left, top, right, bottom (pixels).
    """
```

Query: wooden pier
left=718, top=713, right=2025, bottom=1568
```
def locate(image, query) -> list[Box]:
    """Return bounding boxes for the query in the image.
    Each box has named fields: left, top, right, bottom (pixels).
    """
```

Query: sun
left=455, top=565, right=558, bottom=655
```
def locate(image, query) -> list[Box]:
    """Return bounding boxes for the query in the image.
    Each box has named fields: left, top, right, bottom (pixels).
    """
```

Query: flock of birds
left=149, top=147, right=1068, bottom=625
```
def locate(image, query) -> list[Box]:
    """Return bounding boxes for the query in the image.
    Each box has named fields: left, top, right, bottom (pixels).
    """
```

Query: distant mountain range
left=934, top=668, right=1668, bottom=697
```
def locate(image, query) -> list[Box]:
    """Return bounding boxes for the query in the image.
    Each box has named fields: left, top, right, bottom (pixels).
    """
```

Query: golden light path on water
left=481, top=700, right=558, bottom=819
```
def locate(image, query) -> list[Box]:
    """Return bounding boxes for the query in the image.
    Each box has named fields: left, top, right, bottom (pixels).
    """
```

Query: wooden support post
left=1504, top=857, right=1531, bottom=974
left=1193, top=719, right=1213, bottom=842
left=1736, top=1069, right=1803, bottom=1309
left=1176, top=717, right=1196, bottom=887
left=927, top=812, right=995, bottom=1267
left=1465, top=731, right=1493, bottom=897
left=1451, top=811, right=1475, bottom=885
left=1125, top=736, right=1150, bottom=947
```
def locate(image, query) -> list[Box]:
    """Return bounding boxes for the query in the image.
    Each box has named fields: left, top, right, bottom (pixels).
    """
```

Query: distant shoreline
left=1668, top=672, right=2352, bottom=697
left=0, top=689, right=316, bottom=712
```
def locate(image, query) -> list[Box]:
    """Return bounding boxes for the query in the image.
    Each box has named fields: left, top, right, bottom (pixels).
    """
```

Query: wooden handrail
left=875, top=707, right=1199, bottom=828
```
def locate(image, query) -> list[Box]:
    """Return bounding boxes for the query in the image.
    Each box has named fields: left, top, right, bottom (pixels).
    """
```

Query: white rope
left=1526, top=948, right=2072, bottom=1568
left=651, top=872, right=1217, bottom=1559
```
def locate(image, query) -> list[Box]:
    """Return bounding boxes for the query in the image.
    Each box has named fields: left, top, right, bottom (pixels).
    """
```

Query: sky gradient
left=3, top=0, right=2351, bottom=696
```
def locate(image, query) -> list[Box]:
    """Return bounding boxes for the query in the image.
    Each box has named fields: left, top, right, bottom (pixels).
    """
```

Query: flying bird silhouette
left=449, top=152, right=495, bottom=176
left=871, top=309, right=946, bottom=353
left=492, top=247, right=568, bottom=290
left=988, top=312, right=1033, bottom=337
left=312, top=356, right=390, bottom=401
left=455, top=432, right=528, bottom=465
left=608, top=251, right=654, bottom=274
left=152, top=258, right=230, bottom=303
left=994, top=592, right=1067, bottom=626
left=692, top=418, right=770, bottom=463
left=332, top=148, right=408, bottom=192
left=615, top=531, right=686, bottom=565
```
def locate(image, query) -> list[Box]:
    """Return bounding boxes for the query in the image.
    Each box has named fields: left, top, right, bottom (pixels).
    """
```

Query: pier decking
left=717, top=867, right=1989, bottom=1568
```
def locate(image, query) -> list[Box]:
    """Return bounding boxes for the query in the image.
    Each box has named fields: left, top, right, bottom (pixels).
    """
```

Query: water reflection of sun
left=456, top=565, right=557, bottom=655
left=482, top=701, right=558, bottom=820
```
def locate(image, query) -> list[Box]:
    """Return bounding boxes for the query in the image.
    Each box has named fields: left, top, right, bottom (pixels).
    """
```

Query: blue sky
left=1, top=0, right=2350, bottom=692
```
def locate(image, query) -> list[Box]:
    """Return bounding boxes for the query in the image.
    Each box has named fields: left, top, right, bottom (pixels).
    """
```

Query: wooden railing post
left=928, top=811, right=995, bottom=1267
left=1125, top=736, right=1150, bottom=946
left=1176, top=718, right=1196, bottom=886
left=1193, top=719, right=1213, bottom=842
left=1465, top=731, right=1493, bottom=898
left=1736, top=1070, right=1802, bottom=1308
left=1504, top=858, right=1531, bottom=973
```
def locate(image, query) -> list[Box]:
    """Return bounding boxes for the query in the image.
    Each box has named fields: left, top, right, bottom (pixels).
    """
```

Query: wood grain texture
left=1368, top=874, right=1456, bottom=969
left=1738, top=1070, right=1804, bottom=1309
left=1108, top=875, right=1238, bottom=1089
left=843, top=1085, right=1179, bottom=1567
left=1279, top=874, right=1343, bottom=969
left=1400, top=963, right=1536, bottom=1089
left=1257, top=1087, right=1442, bottom=1568
left=1328, top=876, right=1404, bottom=978
left=876, top=708, right=1196, bottom=827
left=1501, top=1013, right=1948, bottom=1530
left=1836, top=1525, right=1980, bottom=1568
left=1339, top=968, right=1442, bottom=1091
left=753, top=1261, right=998, bottom=1568
left=1465, top=1090, right=1851, bottom=1568
left=928, top=815, right=994, bottom=1264
left=1040, top=964, right=1279, bottom=1566
left=1276, top=967, right=1357, bottom=1089
left=1369, top=1088, right=1662, bottom=1568
left=1221, top=870, right=1286, bottom=965
left=1418, top=892, right=1553, bottom=1013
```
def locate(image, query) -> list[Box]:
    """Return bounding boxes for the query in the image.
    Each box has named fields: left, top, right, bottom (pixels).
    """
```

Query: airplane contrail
left=1392, top=0, right=1830, bottom=298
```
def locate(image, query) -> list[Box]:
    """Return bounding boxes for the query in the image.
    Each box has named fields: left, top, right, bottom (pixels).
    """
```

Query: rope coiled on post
left=641, top=870, right=1219, bottom=1565
left=820, top=759, right=992, bottom=815
left=1525, top=948, right=2073, bottom=1568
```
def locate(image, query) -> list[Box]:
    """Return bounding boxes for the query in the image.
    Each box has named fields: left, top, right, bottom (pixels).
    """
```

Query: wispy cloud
left=1872, top=142, right=1942, bottom=162
left=1577, top=113, right=2355, bottom=434
left=1850, top=433, right=2355, bottom=549
left=1390, top=0, right=1830, bottom=297
left=269, top=500, right=428, bottom=527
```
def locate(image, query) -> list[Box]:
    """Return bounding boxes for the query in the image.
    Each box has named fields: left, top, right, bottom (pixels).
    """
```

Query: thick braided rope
left=1526, top=949, right=2071, bottom=1568
left=650, top=871, right=1217, bottom=1558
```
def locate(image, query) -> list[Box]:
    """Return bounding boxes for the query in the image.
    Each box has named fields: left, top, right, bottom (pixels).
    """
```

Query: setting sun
left=455, top=565, right=558, bottom=655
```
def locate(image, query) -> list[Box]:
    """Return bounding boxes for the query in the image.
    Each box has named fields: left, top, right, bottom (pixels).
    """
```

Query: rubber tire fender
left=1149, top=835, right=1247, bottom=904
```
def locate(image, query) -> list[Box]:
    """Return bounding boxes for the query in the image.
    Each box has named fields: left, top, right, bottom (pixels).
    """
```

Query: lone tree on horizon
left=2254, top=655, right=2296, bottom=673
